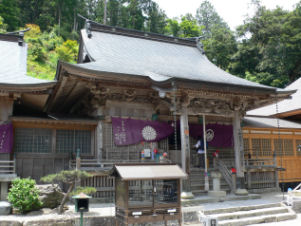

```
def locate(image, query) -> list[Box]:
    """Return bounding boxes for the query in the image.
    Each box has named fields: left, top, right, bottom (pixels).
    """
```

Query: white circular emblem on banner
left=206, top=129, right=214, bottom=142
left=142, top=126, right=157, bottom=141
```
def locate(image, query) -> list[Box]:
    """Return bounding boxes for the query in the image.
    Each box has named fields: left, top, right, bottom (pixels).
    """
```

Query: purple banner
left=0, top=123, right=13, bottom=153
left=189, top=123, right=233, bottom=148
left=112, top=117, right=174, bottom=146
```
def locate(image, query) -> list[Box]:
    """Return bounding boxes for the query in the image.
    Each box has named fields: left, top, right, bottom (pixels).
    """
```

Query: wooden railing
left=245, top=157, right=276, bottom=168
left=69, top=159, right=113, bottom=170
left=101, top=147, right=174, bottom=165
left=0, top=159, right=16, bottom=174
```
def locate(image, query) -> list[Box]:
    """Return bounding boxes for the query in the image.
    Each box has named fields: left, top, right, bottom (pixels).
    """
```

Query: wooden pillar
left=233, top=110, right=247, bottom=192
left=180, top=106, right=193, bottom=198
left=96, top=121, right=103, bottom=163
left=202, top=115, right=209, bottom=191
left=90, top=106, right=104, bottom=164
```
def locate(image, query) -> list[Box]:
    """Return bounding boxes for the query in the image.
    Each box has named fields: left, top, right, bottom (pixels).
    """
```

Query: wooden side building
left=245, top=78, right=301, bottom=188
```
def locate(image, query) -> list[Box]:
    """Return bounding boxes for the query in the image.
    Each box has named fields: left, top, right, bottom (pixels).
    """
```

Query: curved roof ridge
left=87, top=20, right=197, bottom=47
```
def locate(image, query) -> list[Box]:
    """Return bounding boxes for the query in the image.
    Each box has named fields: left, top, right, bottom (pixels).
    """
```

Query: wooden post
left=96, top=120, right=103, bottom=163
left=233, top=110, right=247, bottom=194
left=202, top=115, right=209, bottom=191
left=180, top=107, right=193, bottom=199
left=247, top=171, right=251, bottom=189
left=274, top=153, right=279, bottom=189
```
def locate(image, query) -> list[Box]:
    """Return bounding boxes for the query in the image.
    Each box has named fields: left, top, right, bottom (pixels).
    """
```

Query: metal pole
left=203, top=114, right=209, bottom=191
left=80, top=211, right=83, bottom=226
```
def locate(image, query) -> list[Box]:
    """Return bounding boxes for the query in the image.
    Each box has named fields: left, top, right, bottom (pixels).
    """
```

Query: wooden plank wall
left=16, top=154, right=69, bottom=182
left=82, top=175, right=115, bottom=202
left=243, top=127, right=301, bottom=183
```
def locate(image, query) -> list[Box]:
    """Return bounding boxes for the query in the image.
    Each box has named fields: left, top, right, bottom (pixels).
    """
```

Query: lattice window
left=296, top=139, right=301, bottom=156
left=243, top=138, right=250, bottom=154
left=283, top=139, right=293, bottom=156
left=251, top=138, right=261, bottom=157
left=274, top=139, right=284, bottom=156
left=56, top=130, right=91, bottom=154
left=261, top=139, right=272, bottom=156
left=14, top=128, right=52, bottom=153
left=274, top=139, right=293, bottom=156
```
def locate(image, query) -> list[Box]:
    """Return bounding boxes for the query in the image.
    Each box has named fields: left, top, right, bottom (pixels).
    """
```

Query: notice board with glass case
left=111, top=163, right=187, bottom=226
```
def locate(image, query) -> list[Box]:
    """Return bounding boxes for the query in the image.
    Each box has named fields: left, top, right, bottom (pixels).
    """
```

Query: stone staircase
left=202, top=202, right=296, bottom=226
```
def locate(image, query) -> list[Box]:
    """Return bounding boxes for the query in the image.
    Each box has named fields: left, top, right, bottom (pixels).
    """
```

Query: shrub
left=41, top=170, right=94, bottom=214
left=8, top=178, right=42, bottom=214
left=56, top=40, right=79, bottom=62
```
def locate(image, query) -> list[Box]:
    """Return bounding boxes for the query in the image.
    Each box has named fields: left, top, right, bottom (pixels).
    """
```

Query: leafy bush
left=8, top=178, right=42, bottom=214
left=71, top=186, right=97, bottom=196
left=56, top=40, right=79, bottom=62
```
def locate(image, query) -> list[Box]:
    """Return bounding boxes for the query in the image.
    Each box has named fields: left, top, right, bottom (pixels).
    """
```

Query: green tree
left=203, top=25, right=237, bottom=70
left=0, top=16, right=7, bottom=33
left=142, top=0, right=167, bottom=33
left=164, top=19, right=181, bottom=37
left=0, top=0, right=20, bottom=31
left=195, top=0, right=236, bottom=71
left=41, top=170, right=95, bottom=214
left=179, top=14, right=201, bottom=38
left=233, top=2, right=301, bottom=87
left=196, top=0, right=227, bottom=38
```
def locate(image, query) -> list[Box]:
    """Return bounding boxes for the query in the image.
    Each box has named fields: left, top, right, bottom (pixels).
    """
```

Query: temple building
left=0, top=21, right=296, bottom=201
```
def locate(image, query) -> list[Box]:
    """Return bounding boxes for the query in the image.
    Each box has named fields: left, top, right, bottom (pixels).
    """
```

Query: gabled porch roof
left=0, top=34, right=55, bottom=93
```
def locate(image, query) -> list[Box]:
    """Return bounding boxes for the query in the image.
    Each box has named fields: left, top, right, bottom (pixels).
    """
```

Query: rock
left=41, top=208, right=53, bottom=214
left=36, top=184, right=65, bottom=209
left=181, top=192, right=194, bottom=199
left=235, top=188, right=249, bottom=196
left=26, top=209, right=43, bottom=216
left=0, top=201, right=11, bottom=215
left=0, top=221, right=22, bottom=226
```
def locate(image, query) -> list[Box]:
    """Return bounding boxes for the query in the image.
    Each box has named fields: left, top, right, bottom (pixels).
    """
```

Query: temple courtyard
left=1, top=192, right=301, bottom=226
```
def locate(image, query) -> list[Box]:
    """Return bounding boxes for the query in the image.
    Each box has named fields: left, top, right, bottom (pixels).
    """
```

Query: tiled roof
left=73, top=22, right=281, bottom=91
left=0, top=34, right=55, bottom=87
left=243, top=116, right=301, bottom=129
left=247, top=77, right=301, bottom=116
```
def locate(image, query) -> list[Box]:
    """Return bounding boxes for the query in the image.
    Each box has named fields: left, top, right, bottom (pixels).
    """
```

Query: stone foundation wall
left=0, top=216, right=115, bottom=226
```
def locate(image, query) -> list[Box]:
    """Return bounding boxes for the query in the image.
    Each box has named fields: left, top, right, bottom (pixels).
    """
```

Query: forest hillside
left=0, top=0, right=300, bottom=87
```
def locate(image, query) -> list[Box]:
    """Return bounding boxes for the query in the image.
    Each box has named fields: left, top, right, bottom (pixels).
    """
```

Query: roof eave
left=58, top=62, right=283, bottom=95
left=0, top=82, right=56, bottom=93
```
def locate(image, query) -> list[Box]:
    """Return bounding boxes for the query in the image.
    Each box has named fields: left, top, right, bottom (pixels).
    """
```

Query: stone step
left=190, top=180, right=228, bottom=186
left=204, top=202, right=281, bottom=215
left=210, top=206, right=288, bottom=221
left=182, top=194, right=261, bottom=207
left=217, top=212, right=296, bottom=226
left=191, top=190, right=208, bottom=196
left=190, top=185, right=230, bottom=192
